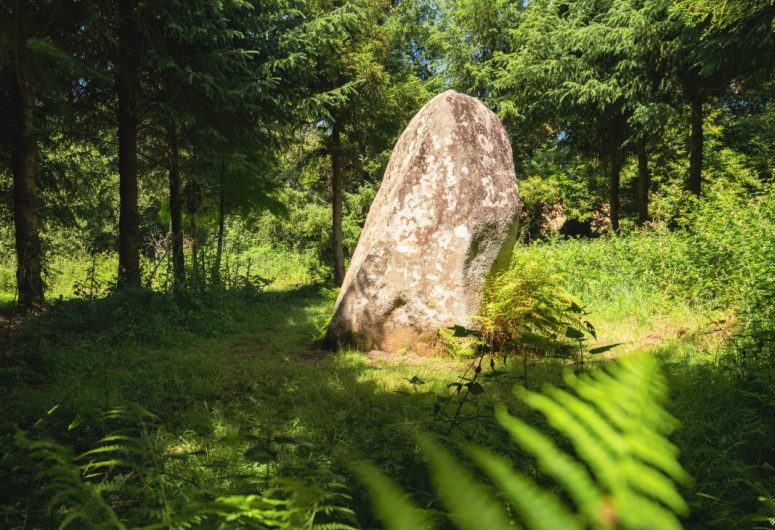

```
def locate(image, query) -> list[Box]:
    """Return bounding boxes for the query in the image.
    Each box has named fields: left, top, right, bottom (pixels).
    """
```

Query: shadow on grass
left=1, top=286, right=773, bottom=530
left=0, top=283, right=573, bottom=528
left=0, top=284, right=330, bottom=427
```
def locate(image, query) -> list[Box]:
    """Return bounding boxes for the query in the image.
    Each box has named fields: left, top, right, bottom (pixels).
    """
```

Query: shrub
left=680, top=181, right=775, bottom=367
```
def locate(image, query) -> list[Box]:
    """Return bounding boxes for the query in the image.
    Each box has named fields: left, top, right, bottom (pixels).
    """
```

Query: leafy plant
left=356, top=354, right=690, bottom=530
left=434, top=257, right=618, bottom=434
left=437, top=326, right=484, bottom=359
left=476, top=257, right=603, bottom=364
left=15, top=403, right=359, bottom=530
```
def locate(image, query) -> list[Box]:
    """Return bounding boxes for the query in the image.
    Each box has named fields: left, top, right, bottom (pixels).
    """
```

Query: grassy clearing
left=513, top=233, right=730, bottom=362
left=1, top=230, right=773, bottom=529
left=0, top=278, right=575, bottom=528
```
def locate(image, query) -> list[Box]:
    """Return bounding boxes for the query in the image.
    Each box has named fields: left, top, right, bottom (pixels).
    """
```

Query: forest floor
left=0, top=253, right=772, bottom=528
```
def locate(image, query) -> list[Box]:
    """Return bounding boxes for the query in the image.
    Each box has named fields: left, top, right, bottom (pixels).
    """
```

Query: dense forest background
left=1, top=0, right=774, bottom=529
left=2, top=0, right=772, bottom=305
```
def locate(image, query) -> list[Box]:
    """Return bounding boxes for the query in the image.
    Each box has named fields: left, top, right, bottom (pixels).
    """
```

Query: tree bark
left=330, top=123, right=346, bottom=286
left=167, top=124, right=185, bottom=284
left=188, top=184, right=199, bottom=290
left=212, top=161, right=226, bottom=287
left=116, top=0, right=141, bottom=286
left=688, top=96, right=703, bottom=197
left=637, top=139, right=650, bottom=225
left=11, top=39, right=44, bottom=311
left=607, top=111, right=629, bottom=234
left=608, top=138, right=624, bottom=234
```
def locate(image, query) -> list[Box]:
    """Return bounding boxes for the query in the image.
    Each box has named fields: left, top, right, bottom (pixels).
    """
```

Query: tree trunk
left=607, top=112, right=628, bottom=234
left=637, top=140, right=650, bottom=225
left=212, top=161, right=226, bottom=287
left=200, top=243, right=207, bottom=287
left=167, top=124, right=185, bottom=284
left=688, top=96, right=703, bottom=197
left=116, top=0, right=141, bottom=286
left=11, top=44, right=44, bottom=311
left=330, top=124, right=346, bottom=286
left=609, top=143, right=624, bottom=235
left=188, top=189, right=199, bottom=290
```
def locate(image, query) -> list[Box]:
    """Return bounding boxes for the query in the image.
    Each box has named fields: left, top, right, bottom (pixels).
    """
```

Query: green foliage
left=16, top=403, right=359, bottom=530
left=2, top=1, right=775, bottom=529
left=358, top=355, right=690, bottom=530
left=667, top=363, right=775, bottom=528
left=2, top=239, right=774, bottom=530
left=680, top=180, right=775, bottom=366
left=437, top=326, right=482, bottom=359
left=521, top=174, right=775, bottom=367
left=477, top=257, right=597, bottom=359
left=350, top=461, right=434, bottom=530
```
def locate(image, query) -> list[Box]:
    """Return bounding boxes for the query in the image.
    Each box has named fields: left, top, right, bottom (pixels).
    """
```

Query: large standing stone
left=325, top=90, right=520, bottom=353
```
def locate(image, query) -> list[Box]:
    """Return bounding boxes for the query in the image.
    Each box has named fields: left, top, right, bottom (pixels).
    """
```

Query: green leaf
left=244, top=446, right=277, bottom=463
left=466, top=446, right=582, bottom=530
left=466, top=382, right=484, bottom=395
left=406, top=375, right=426, bottom=385
left=351, top=461, right=434, bottom=530
left=418, top=434, right=514, bottom=530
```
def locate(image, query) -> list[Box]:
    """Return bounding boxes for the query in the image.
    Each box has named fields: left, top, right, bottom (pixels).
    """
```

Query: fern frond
left=350, top=460, right=434, bottom=530
left=465, top=445, right=582, bottom=530
left=494, top=405, right=606, bottom=524
left=418, top=434, right=514, bottom=530
left=311, top=523, right=360, bottom=530
left=506, top=354, right=690, bottom=529
left=359, top=355, right=689, bottom=530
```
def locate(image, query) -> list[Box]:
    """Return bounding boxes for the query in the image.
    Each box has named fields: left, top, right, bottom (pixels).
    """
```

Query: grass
left=512, top=233, right=730, bottom=360
left=0, top=244, right=315, bottom=307
left=510, top=233, right=775, bottom=528
left=1, top=231, right=773, bottom=529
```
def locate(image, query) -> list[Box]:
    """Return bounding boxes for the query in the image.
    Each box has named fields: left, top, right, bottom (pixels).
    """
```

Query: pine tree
left=296, top=0, right=430, bottom=285
left=0, top=0, right=85, bottom=309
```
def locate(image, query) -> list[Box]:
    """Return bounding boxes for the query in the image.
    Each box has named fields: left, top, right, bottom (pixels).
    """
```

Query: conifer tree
left=300, top=0, right=429, bottom=285
left=0, top=0, right=84, bottom=309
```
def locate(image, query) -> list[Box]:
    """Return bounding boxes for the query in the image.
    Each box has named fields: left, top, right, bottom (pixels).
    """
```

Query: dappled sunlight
left=1, top=0, right=773, bottom=526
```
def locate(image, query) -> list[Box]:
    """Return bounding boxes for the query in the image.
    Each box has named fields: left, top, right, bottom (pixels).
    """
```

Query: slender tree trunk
left=188, top=190, right=199, bottom=290
left=688, top=96, right=703, bottom=197
left=212, top=161, right=226, bottom=287
left=607, top=112, right=628, bottom=234
left=167, top=124, right=185, bottom=284
left=608, top=139, right=624, bottom=234
left=116, top=0, right=141, bottom=286
left=200, top=243, right=207, bottom=287
left=637, top=140, right=650, bottom=225
left=11, top=42, right=44, bottom=311
left=330, top=124, right=345, bottom=286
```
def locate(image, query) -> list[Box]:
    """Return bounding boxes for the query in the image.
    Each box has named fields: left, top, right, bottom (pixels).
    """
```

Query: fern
left=351, top=461, right=434, bottom=530
left=473, top=257, right=615, bottom=369
left=17, top=404, right=359, bottom=530
left=437, top=326, right=484, bottom=358
left=357, top=355, right=690, bottom=530
left=478, top=257, right=585, bottom=351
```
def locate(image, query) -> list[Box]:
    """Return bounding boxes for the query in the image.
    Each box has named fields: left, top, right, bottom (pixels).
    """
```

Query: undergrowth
left=1, top=183, right=773, bottom=529
left=356, top=355, right=690, bottom=530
